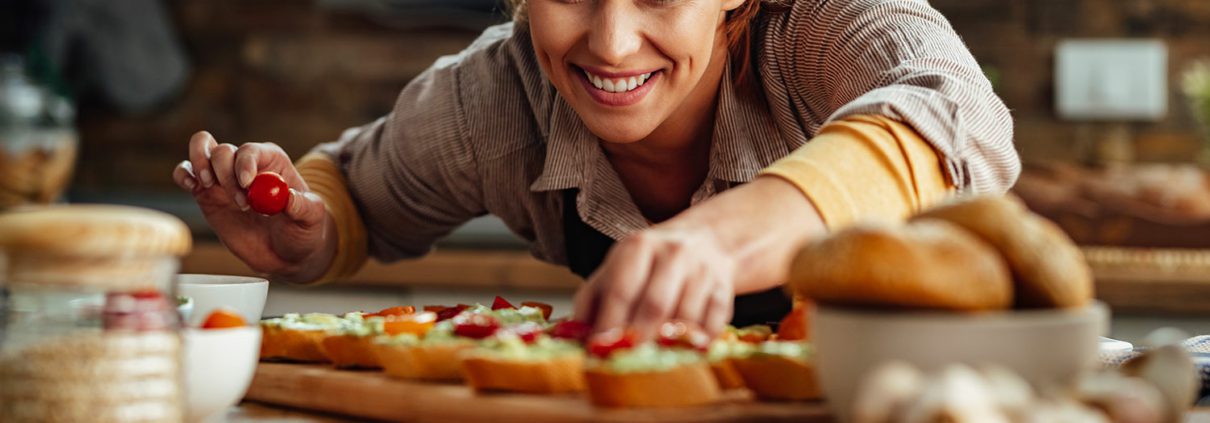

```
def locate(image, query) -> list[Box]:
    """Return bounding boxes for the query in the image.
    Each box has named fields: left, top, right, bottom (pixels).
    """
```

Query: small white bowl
left=177, top=274, right=268, bottom=327
left=813, top=302, right=1108, bottom=420
left=183, top=327, right=262, bottom=423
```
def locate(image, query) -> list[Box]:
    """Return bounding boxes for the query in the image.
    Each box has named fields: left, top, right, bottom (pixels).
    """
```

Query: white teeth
left=582, top=69, right=655, bottom=93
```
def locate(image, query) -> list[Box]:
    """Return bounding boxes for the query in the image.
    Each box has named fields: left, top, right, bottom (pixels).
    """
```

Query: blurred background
left=1, top=0, right=1208, bottom=341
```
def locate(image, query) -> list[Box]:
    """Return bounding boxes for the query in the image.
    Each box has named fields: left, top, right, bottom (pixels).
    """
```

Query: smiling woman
left=172, top=0, right=1018, bottom=340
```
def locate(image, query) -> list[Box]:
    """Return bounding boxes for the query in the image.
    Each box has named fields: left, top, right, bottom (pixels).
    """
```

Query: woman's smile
left=574, top=64, right=663, bottom=107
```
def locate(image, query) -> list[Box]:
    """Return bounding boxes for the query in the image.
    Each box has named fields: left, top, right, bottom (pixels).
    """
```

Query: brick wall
left=72, top=0, right=1210, bottom=194
left=931, top=0, right=1210, bottom=164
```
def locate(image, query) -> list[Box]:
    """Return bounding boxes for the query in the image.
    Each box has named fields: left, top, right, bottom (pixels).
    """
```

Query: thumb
left=284, top=188, right=327, bottom=228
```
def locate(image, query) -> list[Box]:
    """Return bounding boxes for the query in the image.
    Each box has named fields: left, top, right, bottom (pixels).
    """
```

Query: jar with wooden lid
left=0, top=205, right=192, bottom=422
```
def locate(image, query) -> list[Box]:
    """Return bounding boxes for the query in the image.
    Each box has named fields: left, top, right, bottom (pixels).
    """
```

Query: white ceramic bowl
left=184, top=327, right=262, bottom=423
left=177, top=274, right=268, bottom=327
left=813, top=302, right=1108, bottom=421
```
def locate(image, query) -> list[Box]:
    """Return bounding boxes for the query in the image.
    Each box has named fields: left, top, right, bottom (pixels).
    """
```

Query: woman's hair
left=507, top=0, right=784, bottom=85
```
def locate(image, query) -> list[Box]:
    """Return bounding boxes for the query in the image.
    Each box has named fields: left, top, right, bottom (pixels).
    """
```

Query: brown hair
left=507, top=0, right=776, bottom=85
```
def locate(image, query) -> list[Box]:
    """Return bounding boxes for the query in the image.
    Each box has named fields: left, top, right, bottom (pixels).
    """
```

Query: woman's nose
left=587, top=2, right=642, bottom=66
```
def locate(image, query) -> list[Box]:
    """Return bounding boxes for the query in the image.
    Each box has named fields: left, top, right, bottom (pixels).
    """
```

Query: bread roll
left=913, top=195, right=1093, bottom=308
left=789, top=220, right=1012, bottom=311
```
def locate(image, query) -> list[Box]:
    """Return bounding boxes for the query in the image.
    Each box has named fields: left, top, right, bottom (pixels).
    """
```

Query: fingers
left=674, top=267, right=712, bottom=327
left=209, top=143, right=248, bottom=210
left=284, top=189, right=327, bottom=227
left=630, top=248, right=688, bottom=340
left=704, top=285, right=733, bottom=337
left=572, top=284, right=596, bottom=323
left=188, top=131, right=218, bottom=189
left=590, top=236, right=654, bottom=334
left=173, top=160, right=198, bottom=191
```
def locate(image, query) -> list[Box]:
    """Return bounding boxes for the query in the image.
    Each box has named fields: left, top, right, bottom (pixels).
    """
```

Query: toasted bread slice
left=372, top=342, right=473, bottom=381
left=710, top=359, right=747, bottom=390
left=260, top=325, right=329, bottom=363
left=585, top=362, right=721, bottom=407
left=320, top=335, right=380, bottom=369
left=461, top=354, right=586, bottom=394
left=732, top=355, right=821, bottom=401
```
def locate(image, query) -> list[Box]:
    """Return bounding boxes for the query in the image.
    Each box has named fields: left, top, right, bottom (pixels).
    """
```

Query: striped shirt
left=311, top=0, right=1019, bottom=266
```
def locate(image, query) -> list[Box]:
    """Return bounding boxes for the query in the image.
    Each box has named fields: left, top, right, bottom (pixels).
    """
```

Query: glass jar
left=0, top=54, right=79, bottom=210
left=0, top=205, right=192, bottom=422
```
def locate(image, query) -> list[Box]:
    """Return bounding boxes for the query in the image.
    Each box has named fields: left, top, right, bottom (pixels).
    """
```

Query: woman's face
left=528, top=0, right=745, bottom=144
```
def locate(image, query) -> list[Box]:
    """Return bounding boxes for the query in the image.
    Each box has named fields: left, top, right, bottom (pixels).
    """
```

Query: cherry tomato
left=656, top=321, right=710, bottom=351
left=520, top=301, right=553, bottom=320
left=453, top=313, right=500, bottom=339
left=247, top=171, right=289, bottom=215
left=383, top=312, right=437, bottom=336
left=201, top=309, right=247, bottom=329
left=587, top=328, right=636, bottom=358
left=547, top=320, right=592, bottom=343
left=491, top=296, right=515, bottom=310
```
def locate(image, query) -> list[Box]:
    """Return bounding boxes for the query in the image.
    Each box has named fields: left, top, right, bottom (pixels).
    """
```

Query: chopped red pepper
left=547, top=320, right=592, bottom=343
left=520, top=301, right=553, bottom=320
left=508, top=322, right=544, bottom=344
left=453, top=313, right=500, bottom=339
left=587, top=328, right=636, bottom=358
left=491, top=296, right=516, bottom=310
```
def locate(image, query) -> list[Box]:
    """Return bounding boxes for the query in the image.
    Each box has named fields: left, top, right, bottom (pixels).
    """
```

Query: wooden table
left=242, top=363, right=830, bottom=423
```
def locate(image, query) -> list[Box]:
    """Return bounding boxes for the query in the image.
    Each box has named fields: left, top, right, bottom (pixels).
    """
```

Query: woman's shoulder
left=424, top=22, right=556, bottom=157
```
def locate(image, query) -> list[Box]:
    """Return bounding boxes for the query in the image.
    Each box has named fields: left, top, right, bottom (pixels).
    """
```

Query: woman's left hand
left=573, top=225, right=737, bottom=340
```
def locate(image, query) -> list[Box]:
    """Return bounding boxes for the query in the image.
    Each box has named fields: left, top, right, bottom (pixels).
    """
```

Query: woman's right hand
left=172, top=131, right=335, bottom=282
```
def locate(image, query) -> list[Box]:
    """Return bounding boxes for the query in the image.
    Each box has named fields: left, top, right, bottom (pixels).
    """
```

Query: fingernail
left=200, top=169, right=214, bottom=188
left=183, top=178, right=196, bottom=190
left=238, top=170, right=253, bottom=188
left=289, top=188, right=302, bottom=216
left=234, top=192, right=249, bottom=211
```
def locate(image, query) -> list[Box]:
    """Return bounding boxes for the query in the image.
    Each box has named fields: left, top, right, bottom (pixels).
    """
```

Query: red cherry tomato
left=587, top=328, right=636, bottom=358
left=547, top=320, right=592, bottom=343
left=491, top=296, right=515, bottom=310
left=520, top=301, right=553, bottom=320
left=247, top=172, right=289, bottom=215
left=453, top=313, right=500, bottom=339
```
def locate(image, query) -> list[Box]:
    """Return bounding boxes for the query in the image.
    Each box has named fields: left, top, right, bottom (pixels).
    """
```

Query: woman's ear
left=722, top=0, right=746, bottom=12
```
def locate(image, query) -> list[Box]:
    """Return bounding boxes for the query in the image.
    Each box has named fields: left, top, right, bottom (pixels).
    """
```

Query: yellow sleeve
left=758, top=115, right=953, bottom=229
left=295, top=153, right=369, bottom=284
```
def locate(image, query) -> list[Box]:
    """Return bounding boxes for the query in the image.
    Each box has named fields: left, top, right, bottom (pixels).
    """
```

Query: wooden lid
left=0, top=205, right=192, bottom=258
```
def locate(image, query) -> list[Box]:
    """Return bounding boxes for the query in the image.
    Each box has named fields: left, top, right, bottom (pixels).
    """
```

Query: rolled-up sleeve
left=774, top=0, right=1019, bottom=194
left=310, top=57, right=486, bottom=262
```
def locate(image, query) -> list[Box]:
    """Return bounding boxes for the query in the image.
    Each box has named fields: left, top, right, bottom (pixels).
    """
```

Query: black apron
left=561, top=190, right=791, bottom=327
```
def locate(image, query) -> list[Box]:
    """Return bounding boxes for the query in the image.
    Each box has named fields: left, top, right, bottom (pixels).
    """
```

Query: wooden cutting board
left=245, top=363, right=833, bottom=422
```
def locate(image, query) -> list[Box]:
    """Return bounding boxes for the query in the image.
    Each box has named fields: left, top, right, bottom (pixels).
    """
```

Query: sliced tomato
left=520, top=301, right=553, bottom=320
left=776, top=300, right=812, bottom=341
left=587, top=328, right=636, bottom=358
left=383, top=311, right=437, bottom=336
left=201, top=309, right=247, bottom=329
left=548, top=320, right=592, bottom=343
left=453, top=313, right=500, bottom=339
left=491, top=296, right=516, bottom=310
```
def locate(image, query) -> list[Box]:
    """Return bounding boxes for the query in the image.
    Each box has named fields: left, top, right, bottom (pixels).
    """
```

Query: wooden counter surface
left=183, top=242, right=1210, bottom=314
